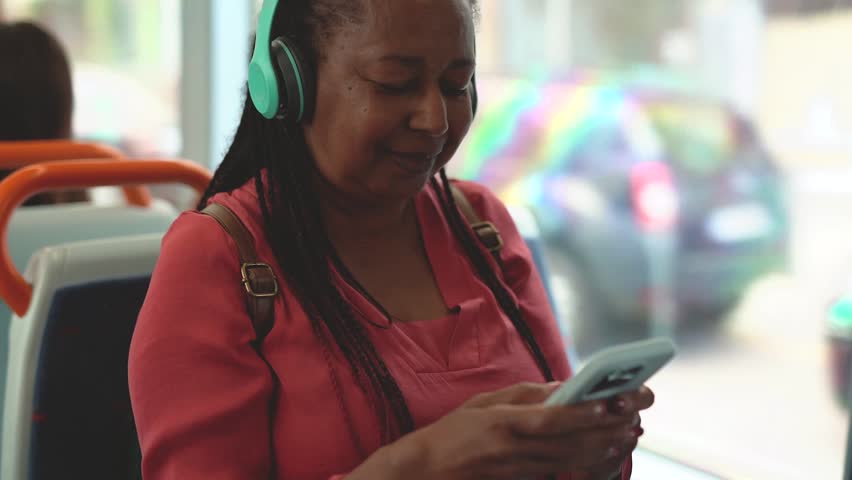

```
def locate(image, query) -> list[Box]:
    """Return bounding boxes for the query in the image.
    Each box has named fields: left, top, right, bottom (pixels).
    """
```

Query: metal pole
left=844, top=379, right=852, bottom=480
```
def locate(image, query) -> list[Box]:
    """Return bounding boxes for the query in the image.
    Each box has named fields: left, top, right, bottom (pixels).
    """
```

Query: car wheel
left=680, top=295, right=742, bottom=327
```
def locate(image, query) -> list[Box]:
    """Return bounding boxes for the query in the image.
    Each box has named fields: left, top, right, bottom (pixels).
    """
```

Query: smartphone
left=545, top=338, right=676, bottom=406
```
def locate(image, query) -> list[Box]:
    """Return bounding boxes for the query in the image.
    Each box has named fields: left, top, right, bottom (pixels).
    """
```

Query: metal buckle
left=240, top=263, right=279, bottom=297
left=471, top=221, right=504, bottom=252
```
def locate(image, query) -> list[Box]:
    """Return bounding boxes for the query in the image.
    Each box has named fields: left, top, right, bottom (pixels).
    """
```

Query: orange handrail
left=0, top=140, right=152, bottom=206
left=0, top=158, right=212, bottom=317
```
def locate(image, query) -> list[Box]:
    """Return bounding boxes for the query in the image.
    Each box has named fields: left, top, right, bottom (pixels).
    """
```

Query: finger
left=606, top=386, right=655, bottom=415
left=464, top=381, right=561, bottom=408
left=517, top=421, right=640, bottom=459
left=504, top=400, right=631, bottom=437
left=635, top=385, right=655, bottom=409
left=481, top=450, right=620, bottom=479
left=481, top=455, right=596, bottom=479
left=583, top=457, right=630, bottom=480
left=492, top=430, right=635, bottom=477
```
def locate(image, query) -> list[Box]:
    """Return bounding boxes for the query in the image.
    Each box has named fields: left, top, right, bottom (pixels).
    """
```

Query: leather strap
left=201, top=203, right=277, bottom=343
left=199, top=187, right=497, bottom=343
left=449, top=184, right=504, bottom=262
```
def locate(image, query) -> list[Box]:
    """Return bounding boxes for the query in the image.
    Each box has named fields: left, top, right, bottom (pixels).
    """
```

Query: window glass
left=462, top=1, right=850, bottom=478
left=5, top=0, right=181, bottom=156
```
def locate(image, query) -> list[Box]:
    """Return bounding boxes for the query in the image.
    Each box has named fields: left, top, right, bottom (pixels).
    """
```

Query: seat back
left=0, top=204, right=177, bottom=464
left=0, top=158, right=211, bottom=478
left=7, top=203, right=177, bottom=274
left=2, top=234, right=162, bottom=480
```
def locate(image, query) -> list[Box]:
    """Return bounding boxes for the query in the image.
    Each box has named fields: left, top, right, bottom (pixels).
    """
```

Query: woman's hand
left=569, top=391, right=650, bottom=480
left=352, top=382, right=654, bottom=480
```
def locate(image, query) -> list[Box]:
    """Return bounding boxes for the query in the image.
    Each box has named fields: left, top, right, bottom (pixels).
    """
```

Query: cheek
left=340, top=109, right=393, bottom=164
left=437, top=106, right=474, bottom=168
left=314, top=103, right=399, bottom=182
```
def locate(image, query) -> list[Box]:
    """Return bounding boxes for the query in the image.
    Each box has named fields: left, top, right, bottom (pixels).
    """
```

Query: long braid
left=433, top=169, right=555, bottom=382
left=256, top=115, right=414, bottom=441
left=197, top=110, right=258, bottom=210
left=260, top=150, right=379, bottom=449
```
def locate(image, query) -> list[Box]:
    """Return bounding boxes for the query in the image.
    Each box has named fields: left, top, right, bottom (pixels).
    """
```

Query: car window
left=646, top=103, right=736, bottom=176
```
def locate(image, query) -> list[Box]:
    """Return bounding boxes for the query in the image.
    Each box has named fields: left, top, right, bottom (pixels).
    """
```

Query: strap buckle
left=240, top=263, right=279, bottom=298
left=471, top=221, right=504, bottom=253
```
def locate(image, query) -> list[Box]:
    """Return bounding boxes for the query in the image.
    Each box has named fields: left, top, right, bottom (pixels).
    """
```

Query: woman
left=0, top=21, right=88, bottom=205
left=129, top=0, right=654, bottom=479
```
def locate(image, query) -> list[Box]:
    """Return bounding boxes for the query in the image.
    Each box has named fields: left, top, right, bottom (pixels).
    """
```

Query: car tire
left=680, top=295, right=742, bottom=327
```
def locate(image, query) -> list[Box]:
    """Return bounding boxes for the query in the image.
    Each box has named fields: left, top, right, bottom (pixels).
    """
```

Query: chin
left=390, top=175, right=433, bottom=199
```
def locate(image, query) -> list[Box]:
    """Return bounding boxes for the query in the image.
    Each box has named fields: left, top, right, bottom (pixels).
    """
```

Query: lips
left=385, top=148, right=442, bottom=175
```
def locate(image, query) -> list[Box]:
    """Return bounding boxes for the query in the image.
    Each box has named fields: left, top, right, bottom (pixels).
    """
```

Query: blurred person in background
left=0, top=20, right=88, bottom=205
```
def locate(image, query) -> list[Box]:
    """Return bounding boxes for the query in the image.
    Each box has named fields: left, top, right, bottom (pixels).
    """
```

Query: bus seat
left=0, top=158, right=211, bottom=476
left=2, top=233, right=162, bottom=480
left=0, top=203, right=179, bottom=462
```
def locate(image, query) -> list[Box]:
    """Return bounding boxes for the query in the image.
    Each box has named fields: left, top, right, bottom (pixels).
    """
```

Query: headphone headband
left=249, top=0, right=282, bottom=119
left=248, top=0, right=475, bottom=121
left=253, top=0, right=278, bottom=65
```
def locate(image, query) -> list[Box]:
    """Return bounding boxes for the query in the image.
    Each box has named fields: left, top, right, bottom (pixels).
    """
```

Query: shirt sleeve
left=129, top=212, right=352, bottom=480
left=454, top=181, right=633, bottom=480
left=128, top=211, right=278, bottom=479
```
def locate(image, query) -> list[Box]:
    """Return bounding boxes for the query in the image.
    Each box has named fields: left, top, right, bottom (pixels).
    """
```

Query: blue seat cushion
left=29, top=276, right=149, bottom=480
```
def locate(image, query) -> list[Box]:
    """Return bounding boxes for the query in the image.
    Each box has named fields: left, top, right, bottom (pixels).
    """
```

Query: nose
left=409, top=86, right=449, bottom=137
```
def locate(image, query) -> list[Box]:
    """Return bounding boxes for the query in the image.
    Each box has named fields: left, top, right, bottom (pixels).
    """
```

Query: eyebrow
left=378, top=55, right=475, bottom=69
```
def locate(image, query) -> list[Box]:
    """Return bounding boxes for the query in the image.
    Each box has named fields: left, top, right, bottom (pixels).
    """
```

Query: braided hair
left=199, top=0, right=553, bottom=448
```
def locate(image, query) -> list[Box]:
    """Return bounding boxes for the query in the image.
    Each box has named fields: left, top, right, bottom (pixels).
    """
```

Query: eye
left=442, top=76, right=473, bottom=97
left=443, top=84, right=470, bottom=97
left=375, top=81, right=417, bottom=95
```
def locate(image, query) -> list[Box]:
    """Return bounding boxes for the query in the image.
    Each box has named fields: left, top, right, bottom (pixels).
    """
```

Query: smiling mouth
left=386, top=150, right=440, bottom=175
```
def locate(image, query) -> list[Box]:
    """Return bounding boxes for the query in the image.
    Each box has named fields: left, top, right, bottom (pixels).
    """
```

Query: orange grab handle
left=0, top=158, right=212, bottom=317
left=0, top=140, right=152, bottom=207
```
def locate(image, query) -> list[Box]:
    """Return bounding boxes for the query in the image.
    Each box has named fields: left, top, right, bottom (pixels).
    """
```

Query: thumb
left=464, top=381, right=561, bottom=408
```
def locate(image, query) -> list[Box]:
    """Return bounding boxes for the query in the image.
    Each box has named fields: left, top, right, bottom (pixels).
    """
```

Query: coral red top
left=129, top=178, right=631, bottom=479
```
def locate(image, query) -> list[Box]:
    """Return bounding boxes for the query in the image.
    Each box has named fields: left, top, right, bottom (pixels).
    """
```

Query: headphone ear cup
left=271, top=36, right=315, bottom=122
left=248, top=55, right=281, bottom=119
left=470, top=75, right=478, bottom=118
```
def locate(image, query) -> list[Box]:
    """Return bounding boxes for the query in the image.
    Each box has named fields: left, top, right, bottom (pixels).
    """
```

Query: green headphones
left=248, top=0, right=313, bottom=121
left=248, top=0, right=477, bottom=122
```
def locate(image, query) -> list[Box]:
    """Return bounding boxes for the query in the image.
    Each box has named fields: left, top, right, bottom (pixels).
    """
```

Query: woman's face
left=303, top=0, right=476, bottom=205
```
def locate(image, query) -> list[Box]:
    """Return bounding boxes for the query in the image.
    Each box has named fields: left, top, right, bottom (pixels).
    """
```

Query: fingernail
left=607, top=396, right=627, bottom=414
left=546, top=381, right=561, bottom=387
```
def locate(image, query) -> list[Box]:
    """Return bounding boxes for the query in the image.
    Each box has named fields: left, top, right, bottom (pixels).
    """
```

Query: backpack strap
left=449, top=183, right=504, bottom=263
left=201, top=203, right=277, bottom=343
